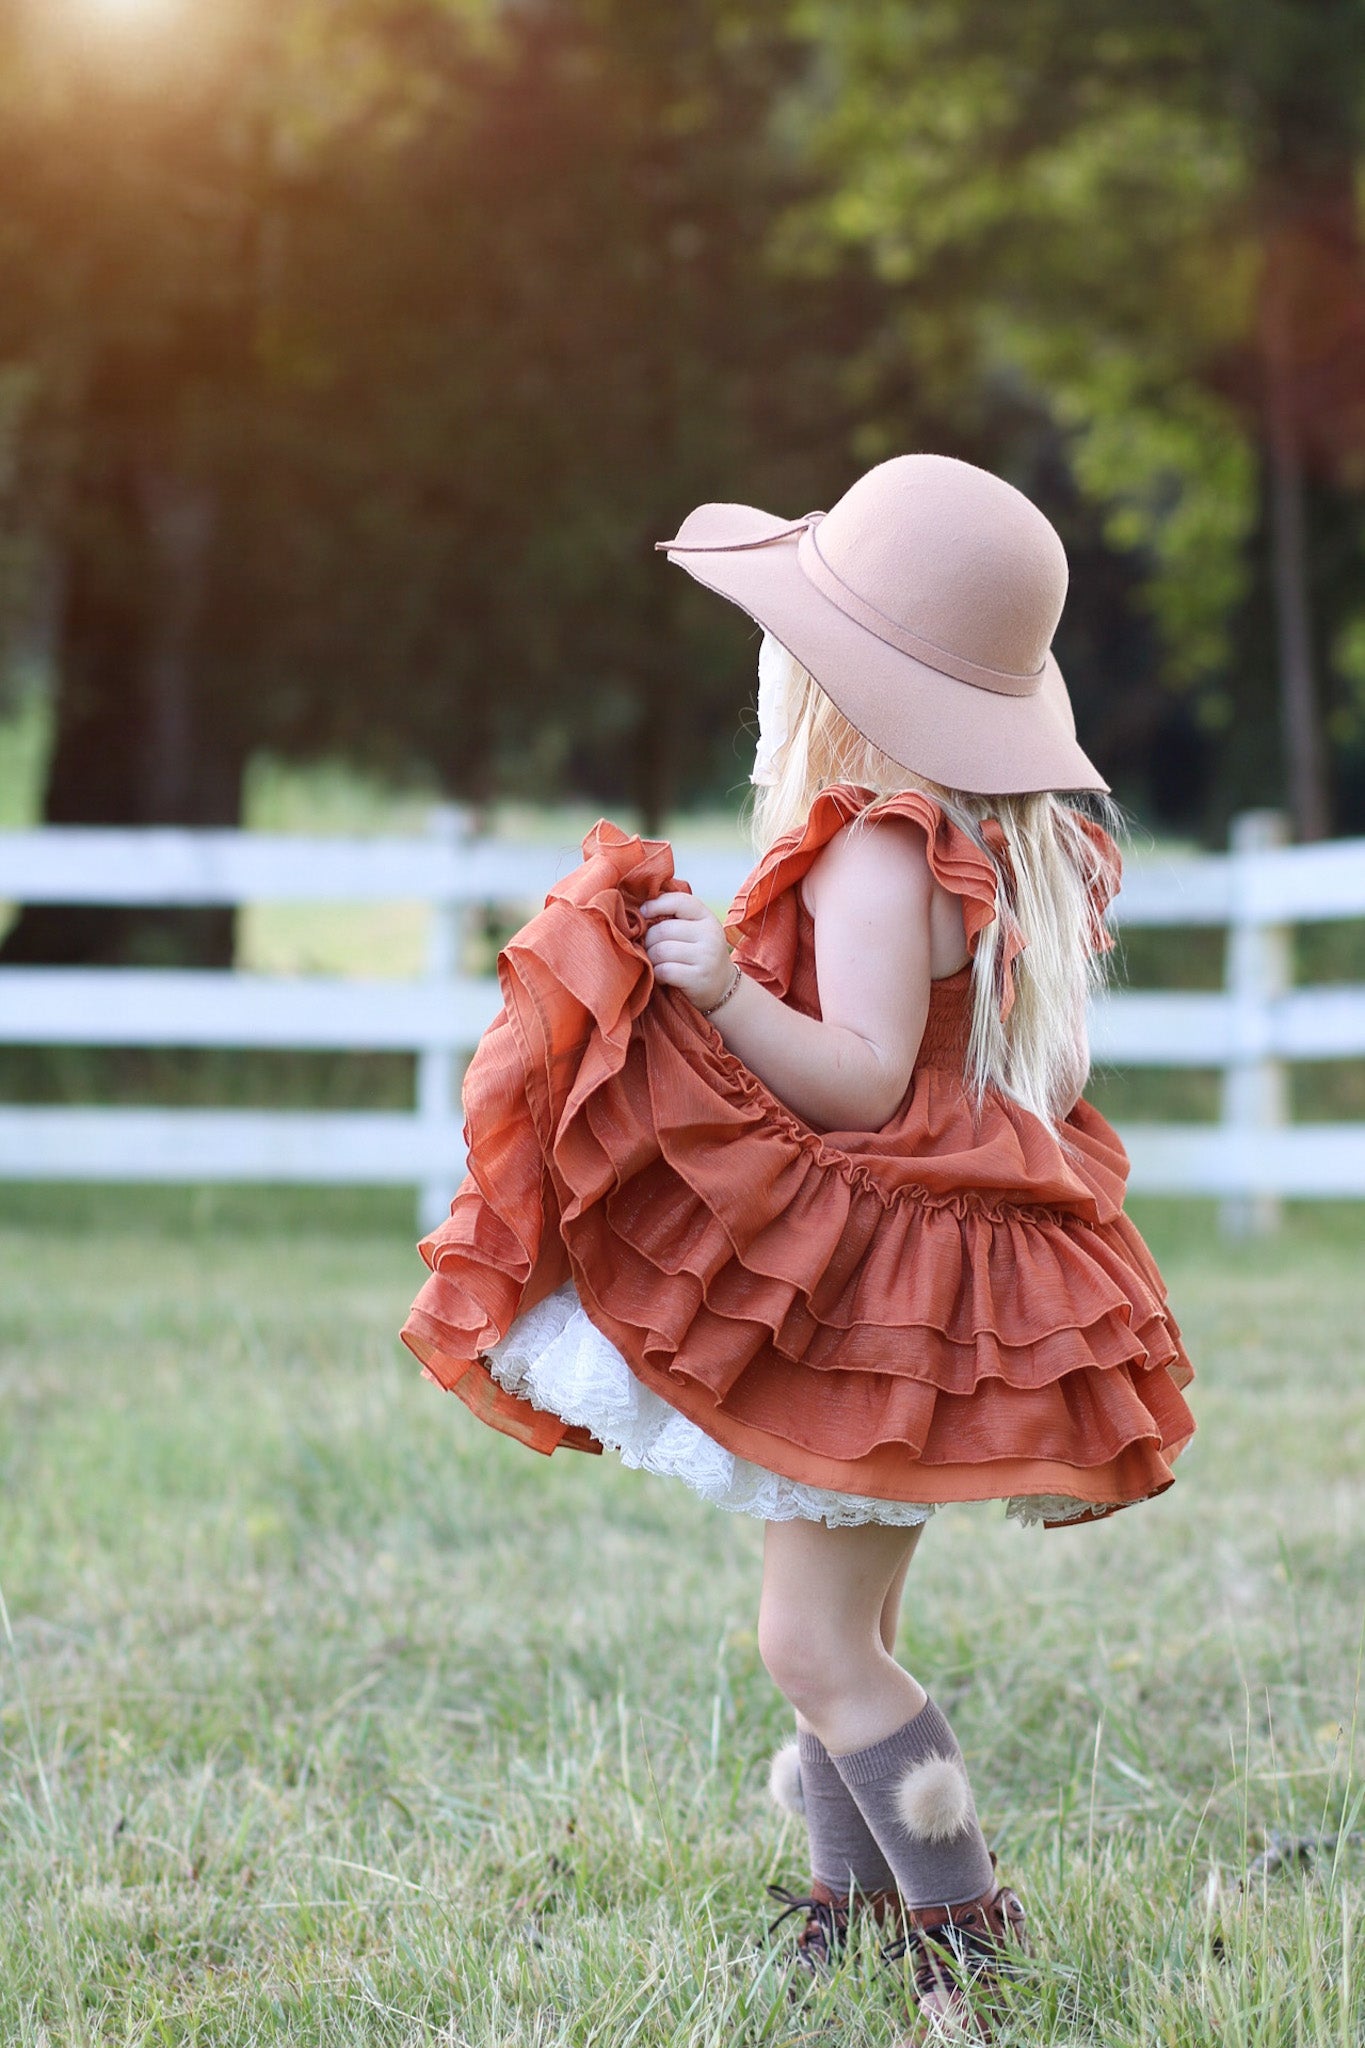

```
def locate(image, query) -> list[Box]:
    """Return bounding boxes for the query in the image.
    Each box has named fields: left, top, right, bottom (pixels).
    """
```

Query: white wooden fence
left=1, top=806, right=1363, bottom=1232
left=0, top=809, right=750, bottom=1230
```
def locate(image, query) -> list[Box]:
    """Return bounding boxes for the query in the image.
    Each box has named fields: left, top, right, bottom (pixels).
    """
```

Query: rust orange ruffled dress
left=400, top=785, right=1194, bottom=1529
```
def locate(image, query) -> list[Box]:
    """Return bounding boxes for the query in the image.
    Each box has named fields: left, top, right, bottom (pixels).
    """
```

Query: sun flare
left=86, top=0, right=180, bottom=18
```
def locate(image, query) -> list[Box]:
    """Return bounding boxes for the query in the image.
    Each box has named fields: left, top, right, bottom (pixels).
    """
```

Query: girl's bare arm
left=641, top=818, right=935, bottom=1133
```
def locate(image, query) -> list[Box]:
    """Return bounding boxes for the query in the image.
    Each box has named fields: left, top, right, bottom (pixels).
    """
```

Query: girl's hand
left=639, top=890, right=735, bottom=1011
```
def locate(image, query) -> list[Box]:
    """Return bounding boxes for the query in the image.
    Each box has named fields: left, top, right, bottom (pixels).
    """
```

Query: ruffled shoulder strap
left=724, top=783, right=997, bottom=931
left=1067, top=809, right=1122, bottom=956
left=723, top=782, right=1024, bottom=1011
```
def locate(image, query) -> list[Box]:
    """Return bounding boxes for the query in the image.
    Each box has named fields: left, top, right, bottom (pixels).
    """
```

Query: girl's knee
left=757, top=1598, right=854, bottom=1715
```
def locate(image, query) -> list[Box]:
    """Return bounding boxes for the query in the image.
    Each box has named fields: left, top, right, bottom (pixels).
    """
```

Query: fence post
left=1219, top=808, right=1290, bottom=1237
left=416, top=803, right=471, bottom=1233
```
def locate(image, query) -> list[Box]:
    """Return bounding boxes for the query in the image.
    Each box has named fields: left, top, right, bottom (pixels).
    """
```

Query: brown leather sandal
left=880, top=1874, right=1028, bottom=2040
left=766, top=1878, right=905, bottom=1982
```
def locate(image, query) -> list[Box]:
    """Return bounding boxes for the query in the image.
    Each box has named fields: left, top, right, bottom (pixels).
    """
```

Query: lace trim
left=482, top=1283, right=1096, bottom=1530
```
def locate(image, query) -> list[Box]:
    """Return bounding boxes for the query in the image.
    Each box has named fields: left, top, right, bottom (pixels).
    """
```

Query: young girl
left=401, top=453, right=1194, bottom=2038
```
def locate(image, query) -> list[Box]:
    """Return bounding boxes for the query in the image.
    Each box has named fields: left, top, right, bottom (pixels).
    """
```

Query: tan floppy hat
left=655, top=452, right=1108, bottom=795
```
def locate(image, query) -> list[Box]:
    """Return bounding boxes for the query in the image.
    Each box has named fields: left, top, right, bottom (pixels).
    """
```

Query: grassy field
left=2, top=1189, right=1363, bottom=2046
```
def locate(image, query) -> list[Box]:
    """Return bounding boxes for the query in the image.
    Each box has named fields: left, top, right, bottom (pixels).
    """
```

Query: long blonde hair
left=744, top=650, right=1122, bottom=1127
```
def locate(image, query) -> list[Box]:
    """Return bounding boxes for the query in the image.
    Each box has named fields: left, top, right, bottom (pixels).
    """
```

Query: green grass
left=3, top=710, right=1364, bottom=2035
left=0, top=682, right=51, bottom=831
left=1, top=1196, right=1363, bottom=2044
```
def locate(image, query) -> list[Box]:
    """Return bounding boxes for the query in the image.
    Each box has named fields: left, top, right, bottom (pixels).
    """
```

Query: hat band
left=795, top=521, right=1045, bottom=699
left=653, top=513, right=824, bottom=555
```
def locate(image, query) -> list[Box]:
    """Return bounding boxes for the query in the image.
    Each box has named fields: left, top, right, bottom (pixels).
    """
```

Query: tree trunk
left=1, top=354, right=240, bottom=967
left=1249, top=30, right=1365, bottom=844
left=1260, top=227, right=1331, bottom=843
left=632, top=664, right=674, bottom=836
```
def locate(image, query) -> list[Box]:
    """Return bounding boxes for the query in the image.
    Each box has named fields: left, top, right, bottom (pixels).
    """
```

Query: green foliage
left=3, top=0, right=1365, bottom=852
left=1057, top=381, right=1255, bottom=697
left=0, top=0, right=898, bottom=837
left=786, top=0, right=1365, bottom=824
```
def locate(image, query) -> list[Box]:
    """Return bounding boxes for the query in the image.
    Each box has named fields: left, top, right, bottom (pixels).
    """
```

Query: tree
left=0, top=0, right=908, bottom=966
left=0, top=2, right=311, bottom=960
left=788, top=0, right=1365, bottom=837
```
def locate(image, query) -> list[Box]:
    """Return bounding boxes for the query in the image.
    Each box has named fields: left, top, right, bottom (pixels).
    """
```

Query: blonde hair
left=745, top=650, right=1122, bottom=1127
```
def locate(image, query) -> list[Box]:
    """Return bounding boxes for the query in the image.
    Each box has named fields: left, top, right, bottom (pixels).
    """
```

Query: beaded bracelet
left=699, top=963, right=742, bottom=1019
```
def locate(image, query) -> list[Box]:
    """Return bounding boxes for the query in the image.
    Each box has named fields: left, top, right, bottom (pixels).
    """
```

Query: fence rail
left=2, top=806, right=1363, bottom=1230
left=0, top=823, right=748, bottom=907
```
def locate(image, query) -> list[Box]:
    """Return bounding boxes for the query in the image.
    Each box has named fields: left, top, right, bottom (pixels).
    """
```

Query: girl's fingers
left=641, top=891, right=725, bottom=1002
left=640, top=891, right=704, bottom=920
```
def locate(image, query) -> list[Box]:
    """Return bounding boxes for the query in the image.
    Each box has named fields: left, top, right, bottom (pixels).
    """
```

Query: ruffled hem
left=401, top=794, right=1193, bottom=1520
left=483, top=1282, right=1102, bottom=1529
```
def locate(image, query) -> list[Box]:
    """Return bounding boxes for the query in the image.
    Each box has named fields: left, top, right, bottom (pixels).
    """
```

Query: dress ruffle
left=401, top=785, right=1193, bottom=1527
left=483, top=1280, right=1098, bottom=1528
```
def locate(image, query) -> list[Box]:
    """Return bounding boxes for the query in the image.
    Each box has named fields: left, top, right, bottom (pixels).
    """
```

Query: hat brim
left=660, top=502, right=1109, bottom=796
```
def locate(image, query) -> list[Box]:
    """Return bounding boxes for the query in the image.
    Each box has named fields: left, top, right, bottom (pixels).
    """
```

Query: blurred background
left=2, top=0, right=1365, bottom=1183
left=4, top=0, right=1365, bottom=970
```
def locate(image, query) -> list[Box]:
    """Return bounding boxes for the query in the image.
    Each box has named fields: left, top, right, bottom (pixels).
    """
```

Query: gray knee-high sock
left=796, top=1729, right=898, bottom=1896
left=830, top=1697, right=994, bottom=1909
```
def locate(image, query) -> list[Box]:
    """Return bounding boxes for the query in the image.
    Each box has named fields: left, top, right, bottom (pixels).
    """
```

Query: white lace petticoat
left=483, top=1282, right=1090, bottom=1529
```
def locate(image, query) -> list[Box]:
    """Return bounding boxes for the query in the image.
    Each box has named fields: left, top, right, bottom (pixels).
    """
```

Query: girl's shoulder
left=725, top=782, right=1002, bottom=951
left=798, top=794, right=938, bottom=917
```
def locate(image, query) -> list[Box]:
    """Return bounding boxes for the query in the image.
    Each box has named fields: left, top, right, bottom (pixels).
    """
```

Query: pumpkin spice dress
left=400, top=784, right=1194, bottom=1529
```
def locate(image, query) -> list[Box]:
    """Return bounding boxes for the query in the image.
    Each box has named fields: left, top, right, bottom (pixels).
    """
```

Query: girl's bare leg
left=761, top=1519, right=928, bottom=1756
left=787, top=1522, right=923, bottom=1738
left=879, top=1529, right=921, bottom=1653
left=761, top=1518, right=1009, bottom=2034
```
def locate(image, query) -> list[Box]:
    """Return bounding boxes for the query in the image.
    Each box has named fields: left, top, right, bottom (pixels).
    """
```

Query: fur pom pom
left=766, top=1740, right=805, bottom=1816
left=893, top=1754, right=972, bottom=1842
